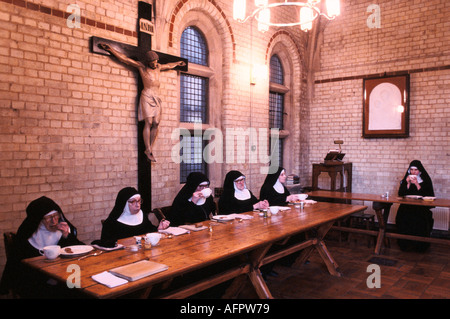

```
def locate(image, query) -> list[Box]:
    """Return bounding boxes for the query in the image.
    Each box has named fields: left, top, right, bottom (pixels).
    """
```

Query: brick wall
left=0, top=0, right=448, bottom=282
left=310, top=0, right=449, bottom=200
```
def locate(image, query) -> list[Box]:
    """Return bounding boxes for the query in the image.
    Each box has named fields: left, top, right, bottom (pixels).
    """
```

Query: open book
left=109, top=260, right=168, bottom=282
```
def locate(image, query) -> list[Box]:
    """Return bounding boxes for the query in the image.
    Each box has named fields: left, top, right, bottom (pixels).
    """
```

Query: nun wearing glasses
left=219, top=170, right=269, bottom=214
left=101, top=187, right=170, bottom=243
left=0, top=196, right=84, bottom=297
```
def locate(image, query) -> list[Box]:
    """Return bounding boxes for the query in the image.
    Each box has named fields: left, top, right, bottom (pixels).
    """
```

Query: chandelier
left=233, top=0, right=341, bottom=32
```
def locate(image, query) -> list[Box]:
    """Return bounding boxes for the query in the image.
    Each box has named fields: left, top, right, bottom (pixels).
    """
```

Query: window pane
left=179, top=134, right=207, bottom=183
left=180, top=74, right=208, bottom=123
left=269, top=92, right=284, bottom=129
left=270, top=55, right=284, bottom=85
left=180, top=26, right=208, bottom=66
left=269, top=54, right=285, bottom=167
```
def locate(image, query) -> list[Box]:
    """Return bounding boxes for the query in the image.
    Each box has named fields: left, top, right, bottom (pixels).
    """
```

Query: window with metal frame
left=179, top=134, right=208, bottom=183
left=179, top=26, right=209, bottom=182
left=269, top=55, right=285, bottom=166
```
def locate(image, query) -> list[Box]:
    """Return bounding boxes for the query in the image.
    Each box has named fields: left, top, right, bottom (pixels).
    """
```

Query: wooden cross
left=90, top=1, right=188, bottom=213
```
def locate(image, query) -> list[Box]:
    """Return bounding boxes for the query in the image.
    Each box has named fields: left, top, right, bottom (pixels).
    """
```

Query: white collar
left=234, top=178, right=251, bottom=200
left=188, top=196, right=206, bottom=206
left=28, top=220, right=63, bottom=250
left=117, top=195, right=143, bottom=226
left=273, top=179, right=285, bottom=193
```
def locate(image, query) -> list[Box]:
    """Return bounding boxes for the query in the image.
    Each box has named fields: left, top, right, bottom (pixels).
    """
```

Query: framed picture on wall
left=363, top=74, right=410, bottom=138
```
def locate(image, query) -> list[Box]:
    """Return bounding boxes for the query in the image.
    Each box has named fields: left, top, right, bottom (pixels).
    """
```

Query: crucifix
left=90, top=1, right=188, bottom=213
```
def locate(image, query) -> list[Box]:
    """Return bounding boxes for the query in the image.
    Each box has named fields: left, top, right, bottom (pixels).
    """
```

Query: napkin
left=92, top=271, right=128, bottom=288
left=158, top=227, right=190, bottom=236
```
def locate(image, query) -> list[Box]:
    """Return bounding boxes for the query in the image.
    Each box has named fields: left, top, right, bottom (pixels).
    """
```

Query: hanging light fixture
left=233, top=0, right=340, bottom=32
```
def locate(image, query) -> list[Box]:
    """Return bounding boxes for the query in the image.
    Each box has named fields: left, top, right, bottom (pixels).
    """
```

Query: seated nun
left=218, top=170, right=269, bottom=214
left=0, top=196, right=84, bottom=297
left=260, top=166, right=299, bottom=206
left=166, top=172, right=215, bottom=226
left=101, top=187, right=170, bottom=243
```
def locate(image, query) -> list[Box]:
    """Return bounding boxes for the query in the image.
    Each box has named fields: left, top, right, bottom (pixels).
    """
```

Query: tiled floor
left=264, top=232, right=450, bottom=299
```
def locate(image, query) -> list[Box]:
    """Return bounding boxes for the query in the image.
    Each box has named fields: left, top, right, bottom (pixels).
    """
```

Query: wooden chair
left=149, top=206, right=171, bottom=227
left=3, top=232, right=16, bottom=260
left=2, top=232, right=18, bottom=298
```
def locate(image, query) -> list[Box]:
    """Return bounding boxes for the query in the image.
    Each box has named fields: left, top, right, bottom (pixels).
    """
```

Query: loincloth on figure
left=138, top=89, right=162, bottom=122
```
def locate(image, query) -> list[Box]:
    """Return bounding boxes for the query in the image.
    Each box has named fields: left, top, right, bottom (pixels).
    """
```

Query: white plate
left=405, top=195, right=423, bottom=199
left=212, top=215, right=235, bottom=221
left=60, top=245, right=94, bottom=257
left=423, top=196, right=436, bottom=201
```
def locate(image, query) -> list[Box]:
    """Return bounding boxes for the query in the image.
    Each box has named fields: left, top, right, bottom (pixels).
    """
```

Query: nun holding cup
left=166, top=172, right=216, bottom=226
left=396, top=160, right=435, bottom=252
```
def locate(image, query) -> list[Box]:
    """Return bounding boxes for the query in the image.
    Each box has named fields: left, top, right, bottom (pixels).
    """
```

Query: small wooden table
left=312, top=162, right=352, bottom=192
left=22, top=202, right=366, bottom=299
left=307, top=190, right=450, bottom=254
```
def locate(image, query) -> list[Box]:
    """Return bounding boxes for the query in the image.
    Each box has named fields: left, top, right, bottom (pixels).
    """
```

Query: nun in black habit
left=0, top=196, right=84, bottom=297
left=396, top=160, right=435, bottom=252
left=259, top=166, right=299, bottom=206
left=100, top=187, right=169, bottom=243
left=167, top=172, right=216, bottom=226
left=219, top=170, right=269, bottom=214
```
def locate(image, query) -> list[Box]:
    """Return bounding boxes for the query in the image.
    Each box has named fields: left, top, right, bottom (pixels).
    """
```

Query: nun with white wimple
left=166, top=172, right=216, bottom=226
left=101, top=187, right=170, bottom=243
left=396, top=160, right=435, bottom=252
left=260, top=167, right=299, bottom=206
left=0, top=196, right=84, bottom=297
left=219, top=170, right=269, bottom=214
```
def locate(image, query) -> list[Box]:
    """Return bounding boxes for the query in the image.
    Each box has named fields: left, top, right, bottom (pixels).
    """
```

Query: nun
left=259, top=167, right=299, bottom=206
left=396, top=160, right=435, bottom=252
left=167, top=172, right=216, bottom=226
left=0, top=196, right=84, bottom=297
left=219, top=170, right=269, bottom=214
left=101, top=187, right=170, bottom=242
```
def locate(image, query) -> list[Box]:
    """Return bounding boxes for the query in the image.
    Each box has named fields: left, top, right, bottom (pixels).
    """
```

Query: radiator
left=430, top=207, right=450, bottom=231
left=366, top=202, right=449, bottom=231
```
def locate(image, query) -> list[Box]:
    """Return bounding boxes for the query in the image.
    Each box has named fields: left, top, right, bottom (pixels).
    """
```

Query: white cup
left=201, top=188, right=212, bottom=198
left=269, top=206, right=279, bottom=215
left=297, top=194, right=308, bottom=201
left=146, top=233, right=161, bottom=246
left=39, top=245, right=61, bottom=260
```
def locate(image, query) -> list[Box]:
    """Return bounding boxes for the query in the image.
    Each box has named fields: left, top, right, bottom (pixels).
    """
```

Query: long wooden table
left=22, top=202, right=366, bottom=299
left=307, top=190, right=450, bottom=254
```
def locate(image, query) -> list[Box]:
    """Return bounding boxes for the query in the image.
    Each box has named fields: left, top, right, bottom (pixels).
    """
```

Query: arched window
left=179, top=26, right=210, bottom=182
left=269, top=55, right=286, bottom=167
